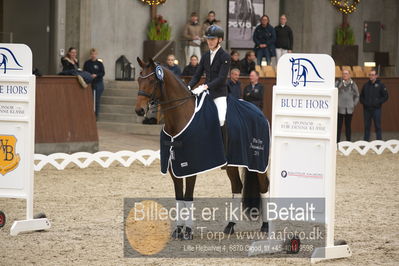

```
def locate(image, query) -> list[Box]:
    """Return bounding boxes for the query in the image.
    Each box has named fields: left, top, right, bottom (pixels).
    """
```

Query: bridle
left=137, top=66, right=194, bottom=113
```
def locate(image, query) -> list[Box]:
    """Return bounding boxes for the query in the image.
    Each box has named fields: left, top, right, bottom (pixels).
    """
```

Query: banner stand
left=0, top=43, right=50, bottom=235
left=248, top=54, right=351, bottom=263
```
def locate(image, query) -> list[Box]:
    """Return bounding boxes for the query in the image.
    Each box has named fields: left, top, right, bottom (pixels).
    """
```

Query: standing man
left=183, top=12, right=203, bottom=65
left=227, top=68, right=242, bottom=99
left=253, top=15, right=276, bottom=66
left=360, top=69, right=389, bottom=141
left=275, top=14, right=293, bottom=63
left=336, top=70, right=359, bottom=142
left=243, top=70, right=264, bottom=110
left=83, top=48, right=105, bottom=118
left=201, top=11, right=221, bottom=53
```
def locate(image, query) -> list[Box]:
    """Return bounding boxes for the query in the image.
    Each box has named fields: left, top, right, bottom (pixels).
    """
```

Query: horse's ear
left=137, top=57, right=145, bottom=68
left=148, top=57, right=156, bottom=67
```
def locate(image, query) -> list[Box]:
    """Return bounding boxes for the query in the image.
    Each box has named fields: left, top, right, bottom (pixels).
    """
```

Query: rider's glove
left=191, top=84, right=207, bottom=95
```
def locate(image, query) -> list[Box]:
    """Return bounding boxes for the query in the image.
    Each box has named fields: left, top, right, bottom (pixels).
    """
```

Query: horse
left=135, top=57, right=269, bottom=240
left=235, top=0, right=254, bottom=36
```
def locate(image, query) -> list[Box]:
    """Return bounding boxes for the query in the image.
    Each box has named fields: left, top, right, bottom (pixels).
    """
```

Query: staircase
left=96, top=80, right=162, bottom=135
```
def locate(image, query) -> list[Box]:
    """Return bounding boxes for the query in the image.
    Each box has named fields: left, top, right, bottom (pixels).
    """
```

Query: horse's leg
left=182, top=175, right=196, bottom=240
left=170, top=171, right=184, bottom=239
left=257, top=172, right=270, bottom=232
left=224, top=166, right=243, bottom=235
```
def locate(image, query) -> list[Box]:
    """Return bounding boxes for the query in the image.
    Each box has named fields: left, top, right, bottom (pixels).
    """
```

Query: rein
left=138, top=70, right=194, bottom=113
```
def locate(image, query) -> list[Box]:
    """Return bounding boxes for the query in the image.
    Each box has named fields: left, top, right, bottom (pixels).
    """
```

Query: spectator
left=164, top=54, right=181, bottom=76
left=239, top=51, right=256, bottom=76
left=83, top=48, right=105, bottom=118
left=230, top=50, right=241, bottom=70
left=182, top=55, right=199, bottom=76
left=201, top=11, right=221, bottom=53
left=253, top=15, right=276, bottom=66
left=59, top=47, right=93, bottom=88
left=227, top=68, right=241, bottom=99
left=202, top=10, right=221, bottom=33
left=360, top=69, right=389, bottom=141
left=243, top=70, right=264, bottom=110
left=275, top=14, right=293, bottom=63
left=183, top=12, right=203, bottom=65
left=336, top=70, right=359, bottom=142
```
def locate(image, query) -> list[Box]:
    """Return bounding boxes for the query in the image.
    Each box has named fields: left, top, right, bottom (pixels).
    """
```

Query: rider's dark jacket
left=188, top=47, right=231, bottom=99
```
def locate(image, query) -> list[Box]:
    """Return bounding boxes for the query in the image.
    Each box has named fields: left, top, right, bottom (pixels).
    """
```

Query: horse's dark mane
left=160, top=65, right=192, bottom=94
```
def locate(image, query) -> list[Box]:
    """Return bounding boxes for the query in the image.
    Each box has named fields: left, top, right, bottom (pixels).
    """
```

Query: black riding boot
left=221, top=123, right=228, bottom=155
left=221, top=123, right=228, bottom=169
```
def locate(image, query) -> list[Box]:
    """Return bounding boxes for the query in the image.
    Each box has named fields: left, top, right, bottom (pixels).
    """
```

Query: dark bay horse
left=135, top=57, right=269, bottom=240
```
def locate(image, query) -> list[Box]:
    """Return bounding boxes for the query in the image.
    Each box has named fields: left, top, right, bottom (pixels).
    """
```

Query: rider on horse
left=188, top=25, right=231, bottom=149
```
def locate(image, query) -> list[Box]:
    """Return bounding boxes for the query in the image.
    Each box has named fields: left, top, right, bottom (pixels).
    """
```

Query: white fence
left=33, top=140, right=398, bottom=171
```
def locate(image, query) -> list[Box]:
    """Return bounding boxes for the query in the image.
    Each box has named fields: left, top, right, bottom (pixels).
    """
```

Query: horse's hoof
left=260, top=222, right=269, bottom=233
left=171, top=225, right=184, bottom=240
left=182, top=227, right=193, bottom=240
left=223, top=222, right=235, bottom=235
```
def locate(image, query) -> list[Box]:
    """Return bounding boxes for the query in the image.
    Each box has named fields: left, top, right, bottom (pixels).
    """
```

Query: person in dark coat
left=243, top=70, right=264, bottom=110
left=181, top=55, right=199, bottom=76
left=360, top=69, right=389, bottom=141
left=188, top=25, right=231, bottom=128
left=59, top=47, right=93, bottom=88
left=227, top=68, right=241, bottom=99
left=83, top=48, right=105, bottom=118
left=239, top=51, right=256, bottom=76
left=164, top=54, right=182, bottom=76
left=275, top=14, right=293, bottom=62
left=253, top=15, right=276, bottom=65
left=230, top=50, right=241, bottom=70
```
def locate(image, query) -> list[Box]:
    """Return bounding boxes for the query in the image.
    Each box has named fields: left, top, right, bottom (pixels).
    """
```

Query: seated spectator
left=240, top=51, right=256, bottom=76
left=182, top=55, right=199, bottom=76
left=336, top=70, right=359, bottom=142
left=164, top=54, right=181, bottom=76
left=59, top=47, right=93, bottom=88
left=230, top=50, right=240, bottom=70
left=227, top=68, right=241, bottom=99
left=243, top=70, right=264, bottom=110
left=83, top=48, right=105, bottom=118
left=253, top=15, right=276, bottom=66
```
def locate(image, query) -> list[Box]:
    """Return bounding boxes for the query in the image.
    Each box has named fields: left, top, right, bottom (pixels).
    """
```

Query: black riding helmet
left=205, top=25, right=224, bottom=39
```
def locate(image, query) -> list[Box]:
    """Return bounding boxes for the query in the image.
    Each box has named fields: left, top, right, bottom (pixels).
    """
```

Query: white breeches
left=276, top=48, right=288, bottom=63
left=186, top=46, right=201, bottom=65
left=214, top=96, right=227, bottom=126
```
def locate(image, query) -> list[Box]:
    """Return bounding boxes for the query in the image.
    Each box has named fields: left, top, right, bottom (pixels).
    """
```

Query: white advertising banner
left=0, top=43, right=50, bottom=235
left=263, top=53, right=351, bottom=262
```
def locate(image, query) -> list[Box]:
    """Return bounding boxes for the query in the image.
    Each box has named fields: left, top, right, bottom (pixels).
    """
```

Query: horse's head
left=135, top=57, right=162, bottom=116
left=290, top=57, right=301, bottom=87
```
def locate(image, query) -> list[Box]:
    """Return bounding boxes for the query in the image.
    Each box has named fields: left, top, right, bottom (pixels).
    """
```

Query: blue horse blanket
left=160, top=92, right=270, bottom=178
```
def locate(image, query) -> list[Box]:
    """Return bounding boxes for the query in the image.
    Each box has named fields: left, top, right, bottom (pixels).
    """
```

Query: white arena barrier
left=338, top=139, right=399, bottom=156
left=33, top=150, right=160, bottom=171
left=32, top=140, right=398, bottom=171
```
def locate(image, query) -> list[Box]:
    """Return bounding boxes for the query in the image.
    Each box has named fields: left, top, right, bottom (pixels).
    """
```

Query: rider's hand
left=191, top=84, right=207, bottom=95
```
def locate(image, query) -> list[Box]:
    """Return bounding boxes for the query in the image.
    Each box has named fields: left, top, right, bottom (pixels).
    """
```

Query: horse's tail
left=242, top=168, right=260, bottom=212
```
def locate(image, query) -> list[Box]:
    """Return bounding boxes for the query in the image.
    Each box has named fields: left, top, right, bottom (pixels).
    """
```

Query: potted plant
left=330, top=1, right=360, bottom=66
left=143, top=15, right=175, bottom=64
